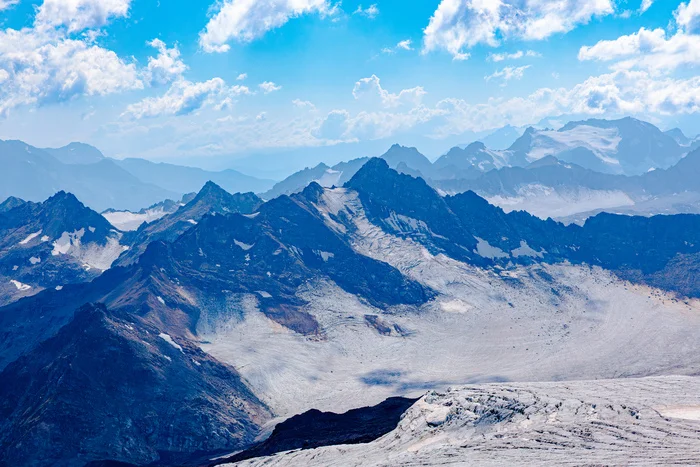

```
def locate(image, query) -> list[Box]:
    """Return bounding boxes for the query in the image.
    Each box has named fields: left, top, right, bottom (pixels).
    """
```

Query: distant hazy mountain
left=477, top=124, right=524, bottom=150
left=0, top=140, right=177, bottom=212
left=664, top=128, right=693, bottom=146
left=115, top=158, right=275, bottom=196
left=0, top=191, right=128, bottom=305
left=42, top=142, right=105, bottom=165
left=262, top=144, right=436, bottom=200
left=504, top=117, right=685, bottom=175
left=437, top=148, right=700, bottom=222
left=262, top=158, right=369, bottom=200
left=433, top=142, right=507, bottom=180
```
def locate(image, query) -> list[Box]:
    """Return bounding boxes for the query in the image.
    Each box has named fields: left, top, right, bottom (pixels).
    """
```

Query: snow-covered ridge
left=528, top=125, right=622, bottom=165
left=226, top=376, right=700, bottom=466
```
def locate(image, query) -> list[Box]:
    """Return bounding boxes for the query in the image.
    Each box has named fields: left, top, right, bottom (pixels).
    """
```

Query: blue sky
left=0, top=0, right=699, bottom=174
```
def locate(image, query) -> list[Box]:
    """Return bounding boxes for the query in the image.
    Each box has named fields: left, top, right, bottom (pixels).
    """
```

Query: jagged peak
left=192, top=180, right=230, bottom=202
left=300, top=181, right=325, bottom=201
left=45, top=190, right=83, bottom=207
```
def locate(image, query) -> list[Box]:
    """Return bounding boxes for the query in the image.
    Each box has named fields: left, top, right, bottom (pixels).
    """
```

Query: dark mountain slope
left=0, top=303, right=269, bottom=467
left=116, top=182, right=262, bottom=265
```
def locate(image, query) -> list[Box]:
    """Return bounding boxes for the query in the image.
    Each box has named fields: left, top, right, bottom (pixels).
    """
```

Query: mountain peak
left=464, top=141, right=487, bottom=152
left=193, top=180, right=229, bottom=200
left=43, top=142, right=105, bottom=165
left=0, top=196, right=26, bottom=212
left=45, top=190, right=82, bottom=207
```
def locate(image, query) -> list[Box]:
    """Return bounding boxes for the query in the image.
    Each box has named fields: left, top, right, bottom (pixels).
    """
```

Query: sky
left=0, top=0, right=699, bottom=176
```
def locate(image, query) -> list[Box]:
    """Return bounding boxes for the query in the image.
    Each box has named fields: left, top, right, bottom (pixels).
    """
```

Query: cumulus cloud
left=640, top=0, right=653, bottom=13
left=292, top=98, right=316, bottom=109
left=123, top=79, right=251, bottom=119
left=259, top=81, right=282, bottom=93
left=423, top=0, right=614, bottom=60
left=0, top=0, right=19, bottom=10
left=199, top=0, right=338, bottom=53
left=352, top=75, right=426, bottom=108
left=353, top=4, right=379, bottom=19
left=236, top=73, right=248, bottom=80
left=0, top=27, right=142, bottom=116
left=675, top=0, right=700, bottom=33
left=578, top=26, right=700, bottom=73
left=145, top=39, right=187, bottom=85
left=35, top=0, right=132, bottom=33
left=485, top=65, right=531, bottom=85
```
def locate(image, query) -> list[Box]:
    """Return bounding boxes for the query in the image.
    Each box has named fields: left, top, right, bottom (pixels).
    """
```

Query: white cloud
left=292, top=98, right=316, bottom=109
left=489, top=49, right=540, bottom=62
left=382, top=39, right=414, bottom=54
left=145, top=39, right=187, bottom=85
left=396, top=39, right=413, bottom=50
left=423, top=0, right=614, bottom=60
left=640, top=0, right=653, bottom=13
left=259, top=81, right=282, bottom=93
left=0, top=27, right=142, bottom=115
left=0, top=0, right=19, bottom=11
left=675, top=0, right=700, bottom=33
left=353, top=4, right=379, bottom=19
left=578, top=27, right=700, bottom=73
left=352, top=75, right=426, bottom=108
left=35, top=0, right=132, bottom=33
left=236, top=73, right=248, bottom=80
left=123, top=79, right=251, bottom=119
left=485, top=65, right=531, bottom=85
left=199, top=0, right=337, bottom=53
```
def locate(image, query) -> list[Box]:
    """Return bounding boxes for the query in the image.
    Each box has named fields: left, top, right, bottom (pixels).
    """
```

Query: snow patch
left=512, top=240, right=545, bottom=258
left=158, top=333, right=183, bottom=352
left=103, top=207, right=169, bottom=231
left=234, top=239, right=254, bottom=251
left=19, top=230, right=42, bottom=245
left=10, top=280, right=30, bottom=291
left=474, top=237, right=509, bottom=259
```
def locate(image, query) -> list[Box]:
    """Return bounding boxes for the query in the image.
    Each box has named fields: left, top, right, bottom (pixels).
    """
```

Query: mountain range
left=0, top=140, right=274, bottom=212
left=2, top=157, right=700, bottom=465
left=263, top=118, right=700, bottom=223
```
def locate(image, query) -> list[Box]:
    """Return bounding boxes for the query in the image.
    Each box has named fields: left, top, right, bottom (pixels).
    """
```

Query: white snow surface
left=19, top=230, right=42, bottom=245
left=234, top=239, right=255, bottom=251
left=226, top=376, right=700, bottom=466
left=527, top=125, right=622, bottom=166
left=103, top=207, right=169, bottom=231
left=51, top=229, right=128, bottom=270
left=199, top=187, right=700, bottom=420
left=159, top=333, right=183, bottom=352
left=9, top=280, right=31, bottom=291
left=313, top=168, right=343, bottom=188
left=486, top=184, right=635, bottom=221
